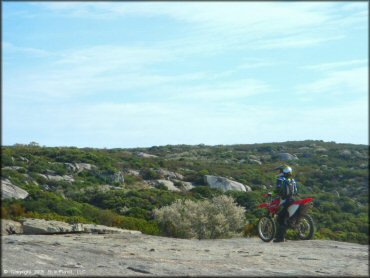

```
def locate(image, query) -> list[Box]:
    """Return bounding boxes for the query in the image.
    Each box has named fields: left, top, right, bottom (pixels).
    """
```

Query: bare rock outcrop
left=1, top=234, right=368, bottom=276
left=56, top=162, right=97, bottom=173
left=19, top=156, right=30, bottom=163
left=276, top=153, right=298, bottom=161
left=82, top=224, right=141, bottom=235
left=298, top=146, right=310, bottom=151
left=18, top=218, right=142, bottom=235
left=110, top=171, right=125, bottom=183
left=249, top=159, right=262, bottom=165
left=137, top=152, right=158, bottom=158
left=173, top=180, right=194, bottom=191
left=125, top=169, right=140, bottom=177
left=20, top=219, right=84, bottom=234
left=156, top=169, right=184, bottom=180
left=204, top=175, right=251, bottom=192
left=1, top=219, right=23, bottom=235
left=154, top=180, right=181, bottom=192
left=314, top=147, right=328, bottom=153
left=46, top=175, right=75, bottom=183
left=1, top=179, right=29, bottom=200
left=248, top=155, right=259, bottom=160
left=2, top=166, right=25, bottom=171
left=64, top=162, right=77, bottom=172
left=353, top=150, right=368, bottom=159
left=340, top=149, right=352, bottom=158
left=74, top=163, right=96, bottom=173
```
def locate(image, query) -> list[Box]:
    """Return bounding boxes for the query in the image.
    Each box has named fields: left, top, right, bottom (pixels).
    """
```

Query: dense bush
left=154, top=195, right=246, bottom=239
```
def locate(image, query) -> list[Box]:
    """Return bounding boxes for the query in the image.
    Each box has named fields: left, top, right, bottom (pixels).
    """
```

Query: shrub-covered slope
left=1, top=140, right=368, bottom=244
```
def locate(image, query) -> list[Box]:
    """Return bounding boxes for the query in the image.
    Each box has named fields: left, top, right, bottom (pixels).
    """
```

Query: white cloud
left=4, top=44, right=179, bottom=99
left=55, top=45, right=172, bottom=68
left=297, top=66, right=368, bottom=96
left=4, top=69, right=208, bottom=100
left=255, top=34, right=344, bottom=49
left=3, top=42, right=51, bottom=57
left=301, top=59, right=368, bottom=71
left=237, top=59, right=278, bottom=70
left=5, top=41, right=273, bottom=102
left=169, top=79, right=271, bottom=102
left=30, top=2, right=366, bottom=51
left=339, top=2, right=368, bottom=12
left=35, top=2, right=333, bottom=30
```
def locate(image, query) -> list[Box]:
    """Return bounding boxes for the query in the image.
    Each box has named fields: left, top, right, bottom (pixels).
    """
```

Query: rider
left=273, top=164, right=298, bottom=243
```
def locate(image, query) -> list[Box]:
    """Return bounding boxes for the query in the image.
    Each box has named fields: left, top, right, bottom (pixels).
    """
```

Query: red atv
left=256, top=192, right=315, bottom=242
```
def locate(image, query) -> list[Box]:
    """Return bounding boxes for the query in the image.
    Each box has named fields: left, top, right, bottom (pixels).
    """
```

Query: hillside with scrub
left=1, top=140, right=368, bottom=244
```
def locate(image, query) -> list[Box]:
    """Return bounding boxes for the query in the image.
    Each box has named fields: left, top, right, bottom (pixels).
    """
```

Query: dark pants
left=276, top=198, right=294, bottom=240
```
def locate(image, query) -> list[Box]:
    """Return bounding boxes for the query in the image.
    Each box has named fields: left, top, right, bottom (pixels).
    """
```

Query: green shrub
left=140, top=169, right=160, bottom=180
left=23, top=212, right=90, bottom=224
left=189, top=186, right=223, bottom=199
left=118, top=216, right=160, bottom=235
left=154, top=195, right=246, bottom=239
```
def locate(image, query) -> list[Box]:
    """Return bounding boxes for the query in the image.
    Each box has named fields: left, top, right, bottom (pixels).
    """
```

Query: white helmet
left=282, top=165, right=293, bottom=175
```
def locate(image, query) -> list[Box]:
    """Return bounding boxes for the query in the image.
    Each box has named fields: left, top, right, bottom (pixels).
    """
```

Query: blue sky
left=2, top=2, right=368, bottom=148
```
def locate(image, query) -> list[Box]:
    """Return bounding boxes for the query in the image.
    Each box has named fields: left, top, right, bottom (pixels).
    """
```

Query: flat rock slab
left=21, top=219, right=83, bottom=234
left=19, top=218, right=142, bottom=235
left=82, top=224, right=142, bottom=235
left=2, top=234, right=368, bottom=276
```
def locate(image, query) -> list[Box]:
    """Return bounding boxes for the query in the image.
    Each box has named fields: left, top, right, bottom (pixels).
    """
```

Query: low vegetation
left=1, top=140, right=368, bottom=244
